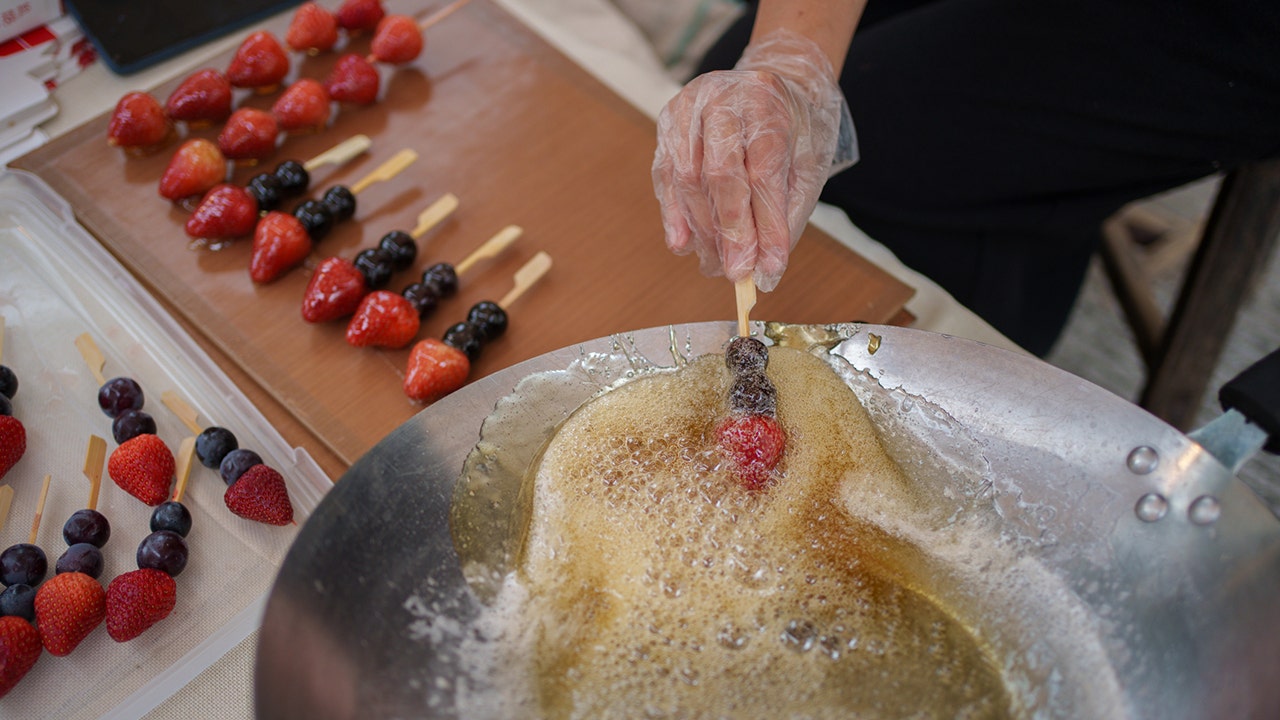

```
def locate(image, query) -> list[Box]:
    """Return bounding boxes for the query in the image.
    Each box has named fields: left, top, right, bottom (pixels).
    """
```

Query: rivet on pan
left=1134, top=493, right=1168, bottom=522
left=1188, top=495, right=1221, bottom=526
left=867, top=334, right=881, bottom=355
left=1126, top=446, right=1159, bottom=475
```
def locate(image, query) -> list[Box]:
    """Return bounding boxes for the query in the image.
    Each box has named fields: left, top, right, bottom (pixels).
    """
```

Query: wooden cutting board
left=15, top=0, right=914, bottom=471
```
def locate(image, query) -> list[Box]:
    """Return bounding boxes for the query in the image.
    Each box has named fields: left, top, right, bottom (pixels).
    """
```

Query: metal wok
left=255, top=321, right=1280, bottom=719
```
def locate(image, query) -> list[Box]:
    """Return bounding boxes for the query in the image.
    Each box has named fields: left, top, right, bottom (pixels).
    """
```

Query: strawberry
left=370, top=14, right=423, bottom=65
left=164, top=68, right=233, bottom=125
left=403, top=338, right=470, bottom=403
left=715, top=413, right=786, bottom=493
left=108, top=433, right=175, bottom=506
left=218, top=107, right=279, bottom=162
left=34, top=572, right=106, bottom=656
left=224, top=464, right=294, bottom=526
left=0, top=616, right=40, bottom=698
left=346, top=290, right=420, bottom=348
left=105, top=568, right=177, bottom=642
left=302, top=256, right=367, bottom=322
left=227, top=30, right=290, bottom=92
left=286, top=2, right=339, bottom=54
left=335, top=0, right=385, bottom=33
left=0, top=415, right=25, bottom=481
left=158, top=138, right=227, bottom=202
left=185, top=183, right=260, bottom=240
left=106, top=91, right=173, bottom=153
left=324, top=53, right=380, bottom=105
left=250, top=211, right=312, bottom=283
left=272, top=78, right=331, bottom=133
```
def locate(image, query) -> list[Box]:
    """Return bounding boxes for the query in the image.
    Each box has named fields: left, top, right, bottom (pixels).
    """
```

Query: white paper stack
left=0, top=12, right=96, bottom=166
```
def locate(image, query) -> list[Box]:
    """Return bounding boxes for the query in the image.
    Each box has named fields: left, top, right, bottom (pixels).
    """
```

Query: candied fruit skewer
left=715, top=336, right=787, bottom=494
left=368, top=0, right=473, bottom=66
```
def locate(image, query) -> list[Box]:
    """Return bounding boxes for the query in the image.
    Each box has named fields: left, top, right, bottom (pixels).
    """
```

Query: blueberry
left=0, top=394, right=10, bottom=417
left=421, top=262, right=458, bottom=298
left=322, top=185, right=357, bottom=222
left=63, top=508, right=111, bottom=548
left=353, top=248, right=394, bottom=290
left=246, top=172, right=284, bottom=212
left=443, top=322, right=483, bottom=362
left=273, top=160, right=310, bottom=196
left=112, top=408, right=157, bottom=444
left=0, top=365, right=16, bottom=399
left=150, top=501, right=193, bottom=537
left=97, top=376, right=144, bottom=418
left=220, top=448, right=263, bottom=486
left=728, top=371, right=778, bottom=417
left=0, top=544, right=47, bottom=587
left=0, top=584, right=36, bottom=620
left=56, top=543, right=104, bottom=579
left=293, top=200, right=334, bottom=241
left=724, top=337, right=769, bottom=375
left=401, top=282, right=439, bottom=318
left=136, top=530, right=189, bottom=577
left=195, top=426, right=238, bottom=469
left=377, top=231, right=417, bottom=271
left=466, top=301, right=508, bottom=342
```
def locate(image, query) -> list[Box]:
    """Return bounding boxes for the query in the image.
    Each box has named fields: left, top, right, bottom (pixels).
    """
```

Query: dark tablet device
left=65, top=0, right=301, bottom=75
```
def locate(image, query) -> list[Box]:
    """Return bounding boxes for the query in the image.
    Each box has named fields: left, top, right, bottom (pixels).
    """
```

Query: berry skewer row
left=302, top=192, right=459, bottom=323
left=403, top=250, right=552, bottom=403
left=251, top=147, right=418, bottom=283
left=345, top=224, right=523, bottom=348
left=0, top=317, right=25, bottom=483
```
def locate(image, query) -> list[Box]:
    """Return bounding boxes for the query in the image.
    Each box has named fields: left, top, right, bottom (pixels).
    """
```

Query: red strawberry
left=346, top=290, right=420, bottom=348
left=286, top=2, right=339, bottom=53
left=164, top=68, right=233, bottom=125
left=105, top=568, right=177, bottom=642
left=227, top=30, right=290, bottom=92
left=185, top=183, right=260, bottom=240
left=324, top=53, right=380, bottom=105
left=0, top=616, right=40, bottom=698
left=218, top=107, right=279, bottom=162
left=272, top=78, right=332, bottom=133
left=108, top=433, right=175, bottom=506
left=715, top=413, right=786, bottom=493
left=34, top=572, right=106, bottom=656
left=302, top=256, right=367, bottom=322
left=250, top=211, right=312, bottom=283
left=158, top=138, right=227, bottom=201
left=370, top=14, right=423, bottom=65
left=403, top=338, right=470, bottom=403
left=0, top=415, right=25, bottom=481
left=335, top=0, right=385, bottom=33
left=224, top=464, right=294, bottom=526
left=106, top=91, right=173, bottom=153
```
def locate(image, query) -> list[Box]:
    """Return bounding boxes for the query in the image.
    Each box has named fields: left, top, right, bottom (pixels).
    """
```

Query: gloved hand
left=652, top=29, right=857, bottom=292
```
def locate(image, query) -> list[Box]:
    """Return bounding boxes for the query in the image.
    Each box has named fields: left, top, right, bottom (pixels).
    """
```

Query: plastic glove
left=652, top=29, right=856, bottom=292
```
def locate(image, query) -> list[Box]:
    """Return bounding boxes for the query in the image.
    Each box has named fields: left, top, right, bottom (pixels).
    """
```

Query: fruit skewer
left=0, top=317, right=26, bottom=483
left=0, top=477, right=50, bottom=697
left=32, top=471, right=108, bottom=657
left=55, top=436, right=110, bottom=582
left=0, top=474, right=51, bottom=615
left=715, top=336, right=786, bottom=494
left=402, top=250, right=552, bottom=403
left=302, top=192, right=459, bottom=323
left=366, top=0, right=474, bottom=66
left=345, top=224, right=524, bottom=348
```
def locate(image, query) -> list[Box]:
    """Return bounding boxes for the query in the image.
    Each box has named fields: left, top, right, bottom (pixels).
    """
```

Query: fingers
left=702, top=103, right=755, bottom=282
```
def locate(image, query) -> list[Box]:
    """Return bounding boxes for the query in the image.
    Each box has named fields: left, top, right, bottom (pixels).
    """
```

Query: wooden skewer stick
left=349, top=149, right=418, bottom=195
left=83, top=434, right=106, bottom=512
left=455, top=225, right=523, bottom=278
left=0, top=485, right=13, bottom=534
left=418, top=0, right=472, bottom=31
left=409, top=193, right=460, bottom=239
left=734, top=277, right=756, bottom=338
left=499, top=251, right=552, bottom=309
left=303, top=134, right=372, bottom=172
left=161, top=390, right=204, bottom=436
left=75, top=332, right=107, bottom=385
left=28, top=474, right=51, bottom=545
left=172, top=436, right=197, bottom=504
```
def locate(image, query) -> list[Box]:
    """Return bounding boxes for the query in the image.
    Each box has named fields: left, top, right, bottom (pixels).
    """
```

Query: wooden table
left=15, top=0, right=914, bottom=477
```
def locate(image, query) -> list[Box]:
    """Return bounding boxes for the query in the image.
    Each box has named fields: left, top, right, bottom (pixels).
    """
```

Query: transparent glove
left=652, top=29, right=857, bottom=292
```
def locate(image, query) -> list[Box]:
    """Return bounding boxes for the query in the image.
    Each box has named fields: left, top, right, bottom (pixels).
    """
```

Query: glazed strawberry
left=370, top=14, right=423, bottom=65
left=227, top=30, right=290, bottom=91
left=0, top=415, right=25, bottom=481
left=272, top=78, right=331, bottom=133
left=250, top=211, right=312, bottom=283
left=715, top=413, right=786, bottom=493
left=105, top=568, right=177, bottom=642
left=346, top=290, right=420, bottom=348
left=158, top=138, right=226, bottom=201
left=286, top=2, right=339, bottom=53
left=34, top=572, right=106, bottom=656
left=335, top=0, right=385, bottom=33
left=108, top=433, right=175, bottom=506
left=0, top=616, right=40, bottom=698
left=218, top=107, right=279, bottom=162
left=185, top=183, right=260, bottom=240
left=324, top=53, right=380, bottom=105
left=403, top=338, right=470, bottom=402
left=224, top=464, right=294, bottom=526
left=106, top=91, right=173, bottom=152
left=302, top=256, right=367, bottom=322
left=164, top=69, right=233, bottom=125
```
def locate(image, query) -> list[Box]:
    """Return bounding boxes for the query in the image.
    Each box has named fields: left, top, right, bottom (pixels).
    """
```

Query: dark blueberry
left=97, top=376, right=144, bottom=418
left=401, top=282, right=439, bottom=318
left=273, top=160, right=310, bottom=196
left=322, top=185, right=357, bottom=221
left=293, top=200, right=334, bottom=242
left=112, top=408, right=157, bottom=444
left=136, top=530, right=189, bottom=577
left=377, top=230, right=417, bottom=271
left=724, top=337, right=769, bottom=375
left=353, top=248, right=395, bottom=290
left=0, top=584, right=36, bottom=620
left=442, top=322, right=483, bottom=362
left=728, top=371, right=778, bottom=417
left=63, top=508, right=111, bottom=548
left=466, top=301, right=508, bottom=342
left=0, top=544, right=47, bottom=587
left=246, top=172, right=284, bottom=212
left=150, top=501, right=193, bottom=537
left=0, top=394, right=9, bottom=417
left=421, top=262, right=458, bottom=298
left=195, top=426, right=238, bottom=469
left=56, top=543, right=104, bottom=579
left=0, top=365, right=16, bottom=399
left=220, top=448, right=263, bottom=486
